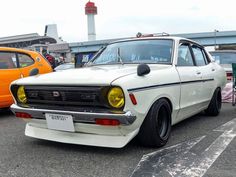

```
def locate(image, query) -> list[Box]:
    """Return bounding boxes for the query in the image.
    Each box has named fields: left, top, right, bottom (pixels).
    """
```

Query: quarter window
left=18, top=53, right=34, bottom=68
left=177, top=44, right=194, bottom=66
left=0, top=52, right=17, bottom=69
left=192, top=46, right=206, bottom=66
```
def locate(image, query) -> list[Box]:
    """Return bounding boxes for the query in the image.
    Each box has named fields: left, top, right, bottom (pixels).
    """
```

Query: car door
left=175, top=42, right=203, bottom=121
left=191, top=45, right=215, bottom=106
left=0, top=51, right=21, bottom=108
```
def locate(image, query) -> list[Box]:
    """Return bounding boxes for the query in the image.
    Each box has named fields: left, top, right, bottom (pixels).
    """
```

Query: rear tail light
left=95, top=119, right=120, bottom=126
left=15, top=112, right=32, bottom=119
left=226, top=72, right=232, bottom=80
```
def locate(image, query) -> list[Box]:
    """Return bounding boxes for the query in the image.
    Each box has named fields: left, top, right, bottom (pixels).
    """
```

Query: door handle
left=212, top=68, right=216, bottom=72
left=196, top=71, right=201, bottom=75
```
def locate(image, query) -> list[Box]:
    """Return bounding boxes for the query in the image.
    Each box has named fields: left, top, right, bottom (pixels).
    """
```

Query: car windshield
left=91, top=39, right=173, bottom=65
left=210, top=52, right=236, bottom=64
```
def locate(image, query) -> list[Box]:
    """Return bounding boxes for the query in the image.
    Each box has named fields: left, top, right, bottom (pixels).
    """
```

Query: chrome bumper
left=10, top=104, right=136, bottom=125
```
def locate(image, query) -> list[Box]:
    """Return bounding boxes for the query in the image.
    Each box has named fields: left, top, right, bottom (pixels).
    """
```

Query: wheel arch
left=144, top=96, right=173, bottom=121
left=151, top=96, right=173, bottom=113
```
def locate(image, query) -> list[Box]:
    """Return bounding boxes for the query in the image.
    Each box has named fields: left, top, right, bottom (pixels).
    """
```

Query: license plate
left=45, top=113, right=75, bottom=132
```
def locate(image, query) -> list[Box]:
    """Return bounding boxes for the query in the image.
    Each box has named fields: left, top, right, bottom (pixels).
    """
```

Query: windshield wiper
left=117, top=48, right=124, bottom=65
left=87, top=46, right=107, bottom=66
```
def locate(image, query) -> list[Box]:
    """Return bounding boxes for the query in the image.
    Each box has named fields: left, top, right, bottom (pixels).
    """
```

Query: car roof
left=110, top=36, right=197, bottom=45
left=0, top=47, right=37, bottom=54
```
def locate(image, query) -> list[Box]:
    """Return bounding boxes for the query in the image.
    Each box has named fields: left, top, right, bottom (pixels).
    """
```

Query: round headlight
left=107, top=87, right=125, bottom=108
left=17, top=86, right=27, bottom=103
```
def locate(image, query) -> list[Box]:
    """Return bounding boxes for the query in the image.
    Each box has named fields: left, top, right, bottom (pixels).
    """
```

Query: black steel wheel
left=138, top=98, right=172, bottom=147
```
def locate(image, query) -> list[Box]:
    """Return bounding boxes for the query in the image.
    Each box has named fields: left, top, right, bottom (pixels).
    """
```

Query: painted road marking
left=131, top=118, right=236, bottom=177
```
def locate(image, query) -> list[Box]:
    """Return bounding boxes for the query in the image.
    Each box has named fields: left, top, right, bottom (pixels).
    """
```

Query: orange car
left=0, top=47, right=53, bottom=108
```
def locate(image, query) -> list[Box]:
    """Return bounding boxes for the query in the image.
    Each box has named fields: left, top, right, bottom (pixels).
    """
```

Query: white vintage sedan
left=10, top=36, right=226, bottom=148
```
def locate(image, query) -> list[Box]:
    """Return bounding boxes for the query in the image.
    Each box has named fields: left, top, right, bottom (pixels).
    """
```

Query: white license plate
left=45, top=113, right=75, bottom=132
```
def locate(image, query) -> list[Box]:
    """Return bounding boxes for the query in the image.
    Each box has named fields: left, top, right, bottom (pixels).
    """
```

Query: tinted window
left=177, top=44, right=194, bottom=66
left=92, top=39, right=173, bottom=64
left=0, top=52, right=17, bottom=69
left=18, top=53, right=34, bottom=68
left=210, top=52, right=236, bottom=64
left=192, top=46, right=206, bottom=66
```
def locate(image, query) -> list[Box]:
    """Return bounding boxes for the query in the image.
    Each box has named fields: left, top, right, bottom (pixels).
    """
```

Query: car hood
left=14, top=64, right=171, bottom=86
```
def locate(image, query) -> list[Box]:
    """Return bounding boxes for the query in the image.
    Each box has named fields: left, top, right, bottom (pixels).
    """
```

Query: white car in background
left=210, top=50, right=236, bottom=81
left=54, top=63, right=75, bottom=72
left=10, top=35, right=226, bottom=148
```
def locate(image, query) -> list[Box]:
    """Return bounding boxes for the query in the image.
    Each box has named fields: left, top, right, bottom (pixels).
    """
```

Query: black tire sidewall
left=138, top=98, right=172, bottom=147
left=206, top=87, right=222, bottom=116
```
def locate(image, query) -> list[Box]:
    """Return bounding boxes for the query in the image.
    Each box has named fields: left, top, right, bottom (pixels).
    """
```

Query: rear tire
left=205, top=87, right=222, bottom=116
left=138, top=98, right=172, bottom=147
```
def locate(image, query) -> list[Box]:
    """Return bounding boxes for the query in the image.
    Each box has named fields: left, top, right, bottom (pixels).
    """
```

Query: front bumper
left=10, top=104, right=136, bottom=125
left=25, top=123, right=139, bottom=148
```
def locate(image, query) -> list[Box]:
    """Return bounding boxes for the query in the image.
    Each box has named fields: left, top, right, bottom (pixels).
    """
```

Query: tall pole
left=214, top=29, right=219, bottom=50
left=85, top=1, right=97, bottom=41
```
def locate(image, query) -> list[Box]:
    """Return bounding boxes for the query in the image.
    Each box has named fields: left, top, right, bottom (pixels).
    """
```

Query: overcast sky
left=1, top=0, right=236, bottom=42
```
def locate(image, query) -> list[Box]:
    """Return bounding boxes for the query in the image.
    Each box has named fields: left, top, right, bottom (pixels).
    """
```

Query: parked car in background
left=0, top=47, right=53, bottom=109
left=210, top=50, right=236, bottom=81
left=10, top=36, right=226, bottom=148
left=54, top=63, right=75, bottom=72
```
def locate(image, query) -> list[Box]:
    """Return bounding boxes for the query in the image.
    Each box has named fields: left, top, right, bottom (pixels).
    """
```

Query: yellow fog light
left=17, top=86, right=27, bottom=103
left=107, top=87, right=125, bottom=108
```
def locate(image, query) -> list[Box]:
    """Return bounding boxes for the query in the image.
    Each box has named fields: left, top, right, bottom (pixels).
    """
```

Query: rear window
left=210, top=52, right=236, bottom=64
left=18, top=53, right=34, bottom=68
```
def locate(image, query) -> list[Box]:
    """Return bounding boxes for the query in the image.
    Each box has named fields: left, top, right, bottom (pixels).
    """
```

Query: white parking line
left=131, top=118, right=236, bottom=177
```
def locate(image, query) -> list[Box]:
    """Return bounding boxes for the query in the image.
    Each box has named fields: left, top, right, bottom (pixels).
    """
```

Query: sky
left=1, top=0, right=236, bottom=42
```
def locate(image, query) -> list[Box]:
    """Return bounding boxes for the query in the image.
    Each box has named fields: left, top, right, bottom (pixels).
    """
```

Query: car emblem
left=52, top=91, right=60, bottom=97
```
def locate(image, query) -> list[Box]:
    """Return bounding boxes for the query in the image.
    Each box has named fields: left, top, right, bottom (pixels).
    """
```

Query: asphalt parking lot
left=0, top=103, right=236, bottom=177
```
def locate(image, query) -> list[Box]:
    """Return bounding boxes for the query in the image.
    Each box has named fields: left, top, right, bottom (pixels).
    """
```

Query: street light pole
left=214, top=29, right=219, bottom=50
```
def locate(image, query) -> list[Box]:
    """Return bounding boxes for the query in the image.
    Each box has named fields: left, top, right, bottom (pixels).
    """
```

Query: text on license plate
left=45, top=113, right=75, bottom=132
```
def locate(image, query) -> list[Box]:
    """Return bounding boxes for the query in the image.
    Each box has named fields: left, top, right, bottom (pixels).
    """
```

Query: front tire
left=205, top=87, right=222, bottom=116
left=138, top=98, right=172, bottom=147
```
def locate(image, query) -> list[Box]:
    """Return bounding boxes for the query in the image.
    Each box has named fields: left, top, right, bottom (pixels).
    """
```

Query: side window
left=18, top=53, right=34, bottom=68
left=0, top=52, right=17, bottom=69
left=192, top=46, right=206, bottom=66
left=177, top=44, right=194, bottom=66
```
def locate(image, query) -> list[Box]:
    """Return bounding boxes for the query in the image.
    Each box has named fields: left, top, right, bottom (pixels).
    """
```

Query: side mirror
left=210, top=58, right=216, bottom=62
left=137, top=64, right=150, bottom=76
left=29, top=68, right=39, bottom=76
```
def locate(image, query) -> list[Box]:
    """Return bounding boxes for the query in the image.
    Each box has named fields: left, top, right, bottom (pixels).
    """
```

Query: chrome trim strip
left=10, top=104, right=136, bottom=125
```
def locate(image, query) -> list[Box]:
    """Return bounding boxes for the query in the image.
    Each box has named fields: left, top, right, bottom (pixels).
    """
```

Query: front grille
left=24, top=86, right=109, bottom=109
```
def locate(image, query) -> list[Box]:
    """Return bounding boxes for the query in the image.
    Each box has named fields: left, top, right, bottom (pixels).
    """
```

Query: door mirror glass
left=29, top=68, right=39, bottom=76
